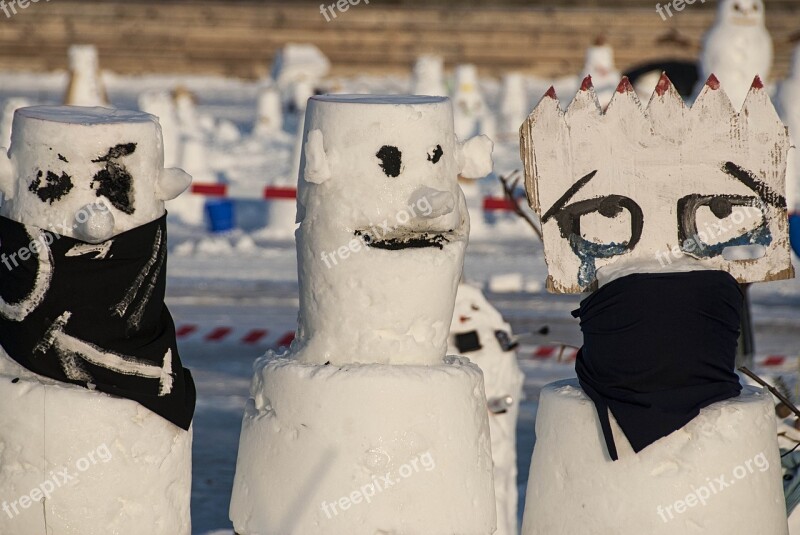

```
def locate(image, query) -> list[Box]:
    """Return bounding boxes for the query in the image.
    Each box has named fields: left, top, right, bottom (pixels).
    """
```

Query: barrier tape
left=190, top=183, right=519, bottom=212
left=521, top=345, right=798, bottom=368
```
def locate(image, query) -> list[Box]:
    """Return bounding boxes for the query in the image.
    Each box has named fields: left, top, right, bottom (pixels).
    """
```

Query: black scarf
left=573, top=271, right=743, bottom=461
left=0, top=214, right=195, bottom=430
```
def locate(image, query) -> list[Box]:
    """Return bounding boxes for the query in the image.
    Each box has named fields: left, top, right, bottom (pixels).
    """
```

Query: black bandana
left=573, top=270, right=743, bottom=461
left=0, top=214, right=195, bottom=430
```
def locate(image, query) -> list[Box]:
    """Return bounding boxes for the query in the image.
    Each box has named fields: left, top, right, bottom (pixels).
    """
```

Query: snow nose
left=408, top=186, right=455, bottom=219
left=74, top=202, right=115, bottom=243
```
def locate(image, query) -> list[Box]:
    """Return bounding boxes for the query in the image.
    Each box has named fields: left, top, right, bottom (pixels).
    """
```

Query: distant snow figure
left=581, top=38, right=621, bottom=109
left=270, top=43, right=330, bottom=112
left=449, top=284, right=524, bottom=535
left=776, top=44, right=800, bottom=213
left=453, top=64, right=489, bottom=140
left=696, top=0, right=772, bottom=110
left=64, top=44, right=110, bottom=107
left=412, top=55, right=447, bottom=96
left=253, top=86, right=284, bottom=136
left=138, top=90, right=180, bottom=168
left=499, top=72, right=529, bottom=137
left=0, top=97, right=31, bottom=149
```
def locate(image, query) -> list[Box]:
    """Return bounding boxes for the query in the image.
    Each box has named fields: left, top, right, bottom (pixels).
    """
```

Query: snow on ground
left=1, top=69, right=799, bottom=534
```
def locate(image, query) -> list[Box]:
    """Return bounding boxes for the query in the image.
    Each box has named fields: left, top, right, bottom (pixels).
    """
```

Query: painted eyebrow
left=541, top=170, right=599, bottom=223
left=722, top=162, right=786, bottom=209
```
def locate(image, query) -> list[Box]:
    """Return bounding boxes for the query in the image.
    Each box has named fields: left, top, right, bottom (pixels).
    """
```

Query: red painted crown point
left=580, top=75, right=594, bottom=91
left=616, top=76, right=634, bottom=94
left=655, top=72, right=672, bottom=96
left=705, top=74, right=721, bottom=90
left=544, top=86, right=557, bottom=100
left=751, top=75, right=764, bottom=89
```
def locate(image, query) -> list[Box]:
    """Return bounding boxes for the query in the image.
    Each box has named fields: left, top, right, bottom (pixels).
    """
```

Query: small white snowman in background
left=138, top=90, right=181, bottom=168
left=777, top=44, right=800, bottom=214
left=64, top=44, right=110, bottom=108
left=271, top=43, right=330, bottom=113
left=696, top=0, right=772, bottom=110
left=253, top=86, right=284, bottom=137
left=0, top=97, right=31, bottom=149
left=449, top=283, right=525, bottom=535
left=499, top=72, right=529, bottom=139
left=453, top=64, right=490, bottom=140
left=581, top=37, right=621, bottom=110
left=412, top=54, right=448, bottom=97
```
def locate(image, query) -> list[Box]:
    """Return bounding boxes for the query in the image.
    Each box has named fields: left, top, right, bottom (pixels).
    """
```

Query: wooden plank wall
left=0, top=1, right=797, bottom=80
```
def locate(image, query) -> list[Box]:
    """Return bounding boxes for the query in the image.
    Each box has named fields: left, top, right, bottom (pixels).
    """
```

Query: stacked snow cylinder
left=519, top=76, right=792, bottom=534
left=523, top=380, right=786, bottom=534
left=0, top=106, right=192, bottom=535
left=230, top=95, right=497, bottom=535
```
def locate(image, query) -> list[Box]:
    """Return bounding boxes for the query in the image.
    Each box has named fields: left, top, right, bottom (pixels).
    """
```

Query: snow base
left=0, top=351, right=192, bottom=535
left=230, top=356, right=496, bottom=535
left=522, top=379, right=787, bottom=535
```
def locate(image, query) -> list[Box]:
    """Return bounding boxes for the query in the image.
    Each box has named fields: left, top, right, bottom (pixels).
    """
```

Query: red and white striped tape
left=190, top=183, right=519, bottom=212
left=523, top=345, right=798, bottom=368
left=175, top=323, right=295, bottom=348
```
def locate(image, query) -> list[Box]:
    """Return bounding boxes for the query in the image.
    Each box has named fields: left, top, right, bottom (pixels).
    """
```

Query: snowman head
left=718, top=0, right=766, bottom=26
left=0, top=106, right=191, bottom=243
left=293, top=95, right=493, bottom=365
left=298, top=95, right=492, bottom=250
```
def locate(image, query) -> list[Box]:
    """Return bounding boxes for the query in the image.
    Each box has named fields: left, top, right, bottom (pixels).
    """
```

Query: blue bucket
left=791, top=213, right=800, bottom=257
left=205, top=199, right=235, bottom=233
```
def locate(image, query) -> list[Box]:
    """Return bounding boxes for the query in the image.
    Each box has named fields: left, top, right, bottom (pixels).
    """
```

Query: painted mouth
left=355, top=229, right=457, bottom=250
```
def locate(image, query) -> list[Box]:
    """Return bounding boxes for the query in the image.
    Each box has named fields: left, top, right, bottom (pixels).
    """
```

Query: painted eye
left=376, top=145, right=402, bottom=178
left=676, top=162, right=781, bottom=260
left=427, top=145, right=444, bottom=164
left=29, top=170, right=74, bottom=204
left=541, top=170, right=643, bottom=287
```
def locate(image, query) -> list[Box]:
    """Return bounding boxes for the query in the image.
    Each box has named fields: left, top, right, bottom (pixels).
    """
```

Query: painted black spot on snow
left=58, top=153, right=69, bottom=163
left=29, top=170, right=74, bottom=204
left=376, top=145, right=402, bottom=178
left=11, top=378, right=19, bottom=384
left=427, top=144, right=443, bottom=164
left=91, top=143, right=137, bottom=215
left=366, top=232, right=450, bottom=250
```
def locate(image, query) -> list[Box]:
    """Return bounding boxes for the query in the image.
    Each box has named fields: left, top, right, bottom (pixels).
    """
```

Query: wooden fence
left=0, top=1, right=798, bottom=79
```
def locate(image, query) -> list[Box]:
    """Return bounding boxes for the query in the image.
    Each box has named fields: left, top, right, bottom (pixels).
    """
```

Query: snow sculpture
left=64, top=45, right=110, bottom=108
left=518, top=75, right=792, bottom=534
left=776, top=44, right=800, bottom=213
left=696, top=0, right=772, bottom=110
left=449, top=283, right=524, bottom=535
left=0, top=106, right=195, bottom=535
left=453, top=64, right=489, bottom=140
left=230, top=95, right=497, bottom=535
left=581, top=38, right=621, bottom=110
left=412, top=55, right=447, bottom=97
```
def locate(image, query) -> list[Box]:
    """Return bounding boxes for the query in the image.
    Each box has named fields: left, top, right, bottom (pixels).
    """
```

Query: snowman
left=0, top=106, right=195, bottom=535
left=230, top=95, right=498, bottom=535
left=449, top=283, right=524, bottom=535
left=696, top=0, right=772, bottom=110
